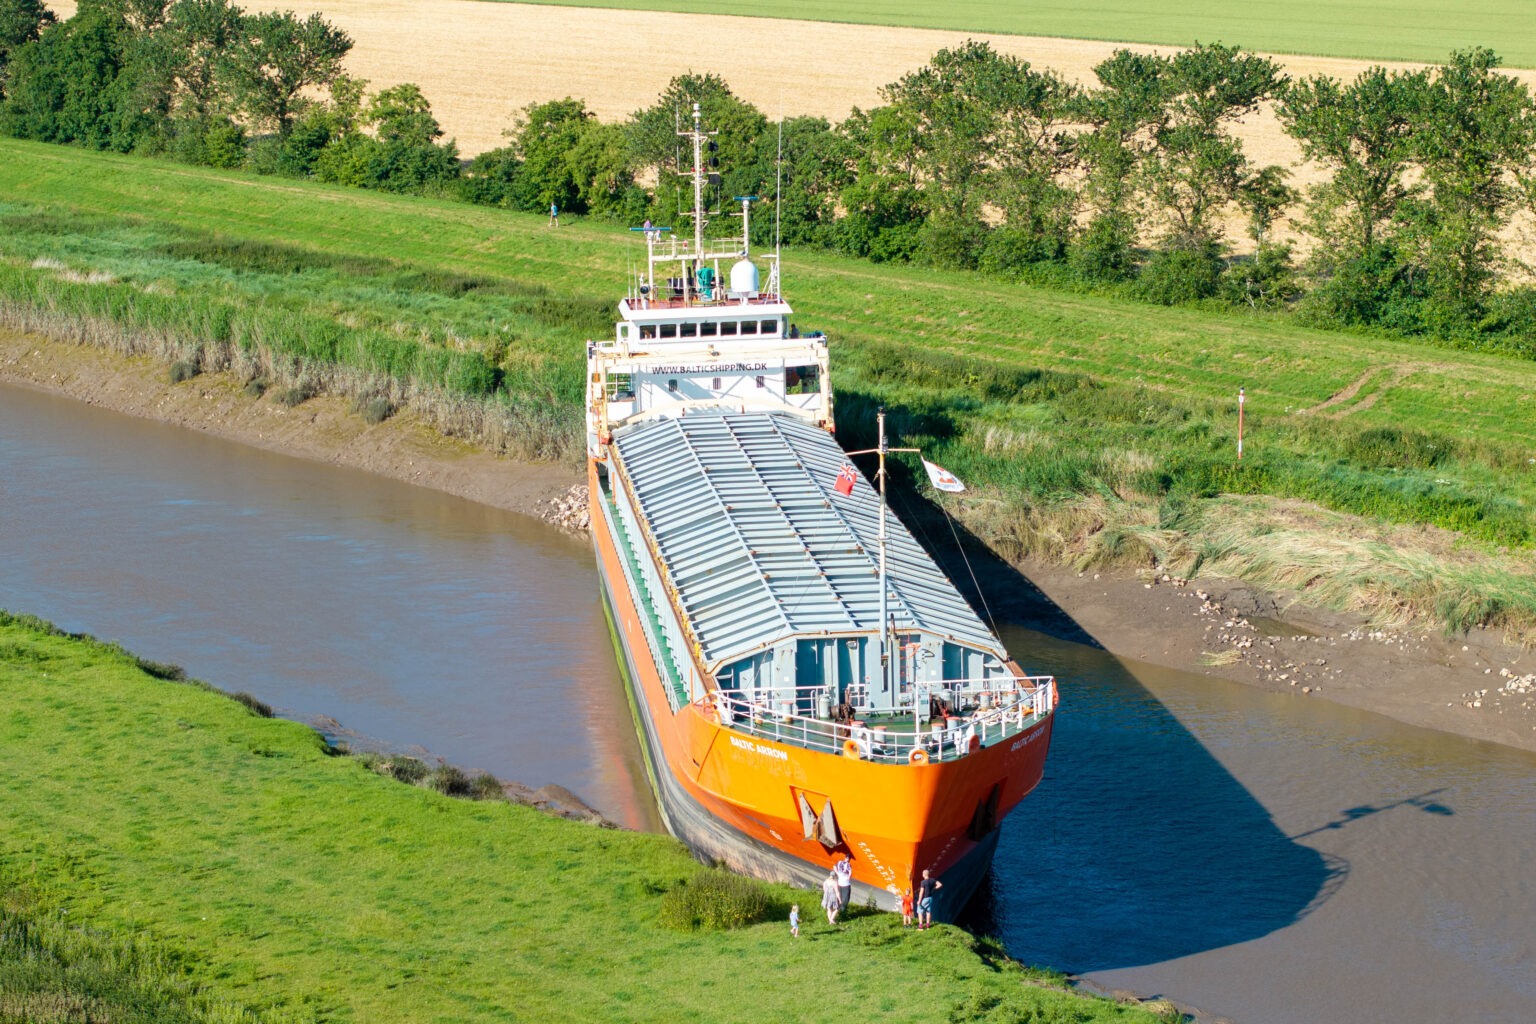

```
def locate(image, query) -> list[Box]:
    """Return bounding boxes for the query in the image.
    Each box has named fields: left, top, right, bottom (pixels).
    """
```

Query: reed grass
left=0, top=612, right=1166, bottom=1024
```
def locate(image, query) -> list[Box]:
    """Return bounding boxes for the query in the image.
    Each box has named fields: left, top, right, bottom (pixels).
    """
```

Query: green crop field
left=510, top=0, right=1536, bottom=68
left=2, top=137, right=1533, bottom=635
left=0, top=612, right=1162, bottom=1023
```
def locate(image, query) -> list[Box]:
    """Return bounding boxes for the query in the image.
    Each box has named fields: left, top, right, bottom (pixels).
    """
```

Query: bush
left=469, top=773, right=505, bottom=800
left=374, top=756, right=428, bottom=784
left=354, top=395, right=394, bottom=424
left=1220, top=242, right=1299, bottom=309
left=977, top=225, right=1065, bottom=276
left=1068, top=214, right=1139, bottom=282
left=133, top=657, right=186, bottom=681
left=658, top=867, right=772, bottom=931
left=229, top=691, right=274, bottom=717
left=168, top=359, right=199, bottom=383
left=1135, top=244, right=1223, bottom=305
left=272, top=384, right=313, bottom=407
left=461, top=146, right=522, bottom=207
left=915, top=216, right=987, bottom=271
left=243, top=376, right=270, bottom=398
left=427, top=764, right=471, bottom=796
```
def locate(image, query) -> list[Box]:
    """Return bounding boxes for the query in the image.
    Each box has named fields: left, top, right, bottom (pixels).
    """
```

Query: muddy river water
left=4, top=381, right=1533, bottom=1023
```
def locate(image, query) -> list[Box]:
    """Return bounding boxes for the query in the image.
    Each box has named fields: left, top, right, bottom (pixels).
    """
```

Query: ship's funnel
left=729, top=259, right=760, bottom=299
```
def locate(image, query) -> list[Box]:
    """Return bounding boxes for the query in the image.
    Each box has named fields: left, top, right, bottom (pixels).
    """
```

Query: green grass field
left=0, top=612, right=1164, bottom=1023
left=2, top=137, right=1533, bottom=634
left=511, top=0, right=1536, bottom=68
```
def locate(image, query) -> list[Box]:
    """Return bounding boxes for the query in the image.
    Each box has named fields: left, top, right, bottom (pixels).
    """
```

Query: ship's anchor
left=798, top=792, right=842, bottom=849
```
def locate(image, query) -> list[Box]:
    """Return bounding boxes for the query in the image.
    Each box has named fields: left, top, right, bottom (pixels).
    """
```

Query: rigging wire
left=774, top=99, right=784, bottom=260
left=888, top=463, right=1000, bottom=641
left=944, top=503, right=999, bottom=640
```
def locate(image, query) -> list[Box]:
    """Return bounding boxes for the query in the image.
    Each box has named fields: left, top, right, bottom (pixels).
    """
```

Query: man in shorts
left=916, top=868, right=942, bottom=929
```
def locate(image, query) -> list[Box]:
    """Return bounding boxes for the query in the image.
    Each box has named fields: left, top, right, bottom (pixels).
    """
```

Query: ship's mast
left=690, top=102, right=705, bottom=257
left=872, top=408, right=918, bottom=711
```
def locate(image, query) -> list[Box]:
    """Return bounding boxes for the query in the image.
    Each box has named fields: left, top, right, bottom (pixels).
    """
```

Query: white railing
left=703, top=675, right=1055, bottom=764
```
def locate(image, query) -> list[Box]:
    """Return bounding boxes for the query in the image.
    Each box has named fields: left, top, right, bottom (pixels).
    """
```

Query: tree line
left=4, top=1, right=1536, bottom=354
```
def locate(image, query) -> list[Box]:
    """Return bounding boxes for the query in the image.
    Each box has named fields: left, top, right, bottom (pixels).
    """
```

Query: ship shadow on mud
left=840, top=416, right=1345, bottom=972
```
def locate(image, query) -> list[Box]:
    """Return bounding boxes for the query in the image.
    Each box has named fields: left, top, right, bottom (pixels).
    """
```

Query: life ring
left=908, top=748, right=929, bottom=766
left=842, top=739, right=862, bottom=759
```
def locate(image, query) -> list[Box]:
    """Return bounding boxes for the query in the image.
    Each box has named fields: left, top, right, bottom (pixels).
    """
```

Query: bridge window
left=639, top=325, right=656, bottom=339
left=660, top=323, right=677, bottom=339
left=720, top=321, right=738, bottom=336
left=759, top=319, right=777, bottom=335
left=680, top=322, right=697, bottom=338
left=700, top=321, right=718, bottom=336
left=740, top=321, right=758, bottom=335
left=786, top=365, right=819, bottom=395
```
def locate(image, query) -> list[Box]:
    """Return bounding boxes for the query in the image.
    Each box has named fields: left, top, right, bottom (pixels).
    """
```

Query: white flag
left=922, top=459, right=966, bottom=493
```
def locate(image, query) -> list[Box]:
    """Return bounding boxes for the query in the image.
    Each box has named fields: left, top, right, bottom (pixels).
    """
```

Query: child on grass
left=900, top=888, right=914, bottom=927
left=790, top=903, right=800, bottom=938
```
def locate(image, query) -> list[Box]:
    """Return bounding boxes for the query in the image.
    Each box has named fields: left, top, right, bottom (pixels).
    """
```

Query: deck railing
left=705, top=676, right=1055, bottom=764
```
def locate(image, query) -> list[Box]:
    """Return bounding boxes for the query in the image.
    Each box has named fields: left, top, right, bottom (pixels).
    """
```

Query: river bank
left=4, top=328, right=1532, bottom=756
left=1, top=609, right=1170, bottom=1024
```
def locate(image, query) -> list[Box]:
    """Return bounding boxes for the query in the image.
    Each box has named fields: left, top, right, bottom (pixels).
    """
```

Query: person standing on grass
left=833, top=854, right=853, bottom=911
left=900, top=888, right=914, bottom=927
left=790, top=903, right=800, bottom=938
left=821, top=871, right=841, bottom=925
left=916, top=869, right=941, bottom=929
left=549, top=202, right=559, bottom=228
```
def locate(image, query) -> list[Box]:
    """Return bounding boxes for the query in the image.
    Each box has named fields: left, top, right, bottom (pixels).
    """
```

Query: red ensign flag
left=833, top=463, right=856, bottom=496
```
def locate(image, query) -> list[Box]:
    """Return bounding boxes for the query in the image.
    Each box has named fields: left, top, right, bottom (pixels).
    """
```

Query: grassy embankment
left=0, top=611, right=1166, bottom=1023
left=1, top=137, right=1533, bottom=638
left=512, top=0, right=1536, bottom=68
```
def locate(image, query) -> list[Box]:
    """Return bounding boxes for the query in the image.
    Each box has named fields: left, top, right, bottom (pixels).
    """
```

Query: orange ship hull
left=591, top=461, right=1055, bottom=917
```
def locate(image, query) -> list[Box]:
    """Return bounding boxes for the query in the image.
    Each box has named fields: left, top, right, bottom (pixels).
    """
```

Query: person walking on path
left=789, top=903, right=800, bottom=938
left=833, top=854, right=853, bottom=911
left=549, top=202, right=559, bottom=228
left=916, top=869, right=942, bottom=929
left=821, top=871, right=841, bottom=925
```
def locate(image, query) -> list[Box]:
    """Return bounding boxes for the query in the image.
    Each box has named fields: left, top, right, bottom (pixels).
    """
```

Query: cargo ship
left=587, top=106, right=1057, bottom=919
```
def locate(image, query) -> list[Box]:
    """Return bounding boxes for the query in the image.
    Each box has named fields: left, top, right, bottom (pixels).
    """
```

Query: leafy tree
left=730, top=115, right=854, bottom=247
left=1277, top=66, right=1426, bottom=254
left=832, top=104, right=924, bottom=262
left=0, top=0, right=55, bottom=97
left=161, top=0, right=242, bottom=120
left=871, top=41, right=1078, bottom=269
left=315, top=81, right=458, bottom=193
left=222, top=9, right=350, bottom=136
left=255, top=71, right=361, bottom=176
left=1403, top=48, right=1536, bottom=325
left=511, top=96, right=591, bottom=213
left=1070, top=49, right=1166, bottom=280
left=1140, top=43, right=1284, bottom=254
left=364, top=82, right=458, bottom=191
left=629, top=72, right=766, bottom=231
left=461, top=145, right=521, bottom=208
left=1, top=7, right=143, bottom=148
left=566, top=118, right=645, bottom=220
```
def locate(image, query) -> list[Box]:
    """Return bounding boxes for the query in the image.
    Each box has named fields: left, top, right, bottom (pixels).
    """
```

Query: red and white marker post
left=1237, top=387, right=1246, bottom=460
